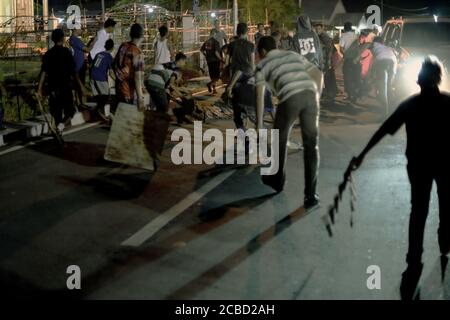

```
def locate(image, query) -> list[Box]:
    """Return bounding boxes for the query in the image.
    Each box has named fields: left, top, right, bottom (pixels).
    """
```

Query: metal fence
left=0, top=3, right=264, bottom=122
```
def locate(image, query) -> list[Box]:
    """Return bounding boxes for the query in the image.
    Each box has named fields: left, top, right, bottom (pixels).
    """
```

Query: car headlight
left=399, top=56, right=423, bottom=94
left=399, top=55, right=449, bottom=94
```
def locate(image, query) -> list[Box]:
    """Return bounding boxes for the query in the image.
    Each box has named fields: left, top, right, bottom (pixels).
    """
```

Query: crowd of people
left=338, top=21, right=398, bottom=111
left=36, top=18, right=201, bottom=133
left=35, top=16, right=401, bottom=209
left=32, top=16, right=448, bottom=300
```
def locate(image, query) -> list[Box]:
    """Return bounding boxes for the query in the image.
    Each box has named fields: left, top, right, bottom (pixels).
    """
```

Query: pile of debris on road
left=196, top=99, right=234, bottom=121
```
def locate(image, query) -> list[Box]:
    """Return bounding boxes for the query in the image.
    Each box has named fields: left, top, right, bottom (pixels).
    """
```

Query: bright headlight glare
left=400, top=56, right=449, bottom=93
left=400, top=57, right=423, bottom=93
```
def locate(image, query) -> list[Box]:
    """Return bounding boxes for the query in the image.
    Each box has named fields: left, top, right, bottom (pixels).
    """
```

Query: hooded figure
left=292, top=15, right=323, bottom=70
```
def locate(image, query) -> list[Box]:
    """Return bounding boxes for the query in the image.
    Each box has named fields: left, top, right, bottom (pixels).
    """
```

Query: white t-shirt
left=339, top=31, right=357, bottom=53
left=154, top=38, right=171, bottom=65
left=90, top=28, right=110, bottom=60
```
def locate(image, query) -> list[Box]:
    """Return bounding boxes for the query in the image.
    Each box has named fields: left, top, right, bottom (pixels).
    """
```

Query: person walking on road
left=37, top=29, right=90, bottom=133
left=351, top=56, right=450, bottom=300
left=113, top=24, right=146, bottom=110
left=201, top=29, right=224, bottom=94
left=88, top=18, right=116, bottom=66
left=291, top=15, right=323, bottom=70
left=227, top=22, right=255, bottom=130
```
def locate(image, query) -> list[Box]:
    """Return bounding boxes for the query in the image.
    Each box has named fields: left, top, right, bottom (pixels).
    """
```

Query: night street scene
left=0, top=0, right=450, bottom=305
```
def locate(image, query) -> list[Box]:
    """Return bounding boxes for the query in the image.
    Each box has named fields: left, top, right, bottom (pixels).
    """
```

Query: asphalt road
left=0, top=89, right=447, bottom=300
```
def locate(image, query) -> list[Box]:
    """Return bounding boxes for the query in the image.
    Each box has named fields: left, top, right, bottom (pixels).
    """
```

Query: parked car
left=381, top=16, right=450, bottom=100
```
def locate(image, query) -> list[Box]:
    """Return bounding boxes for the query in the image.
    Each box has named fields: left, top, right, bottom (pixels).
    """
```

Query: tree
left=239, top=0, right=301, bottom=28
left=112, top=0, right=301, bottom=27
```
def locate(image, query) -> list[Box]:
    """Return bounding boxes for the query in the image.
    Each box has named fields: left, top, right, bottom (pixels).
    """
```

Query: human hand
left=350, top=155, right=364, bottom=171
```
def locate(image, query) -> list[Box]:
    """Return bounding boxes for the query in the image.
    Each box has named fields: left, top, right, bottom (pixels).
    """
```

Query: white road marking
left=0, top=122, right=100, bottom=156
left=121, top=169, right=236, bottom=247
left=62, top=121, right=100, bottom=136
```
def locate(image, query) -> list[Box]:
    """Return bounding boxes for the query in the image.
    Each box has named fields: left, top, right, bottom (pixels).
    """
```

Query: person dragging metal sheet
left=350, top=56, right=450, bottom=300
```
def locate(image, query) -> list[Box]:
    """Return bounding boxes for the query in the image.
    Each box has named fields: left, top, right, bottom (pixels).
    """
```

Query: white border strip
left=0, top=122, right=100, bottom=156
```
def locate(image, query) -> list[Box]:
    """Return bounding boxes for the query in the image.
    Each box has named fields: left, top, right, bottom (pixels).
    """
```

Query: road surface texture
left=0, top=86, right=448, bottom=300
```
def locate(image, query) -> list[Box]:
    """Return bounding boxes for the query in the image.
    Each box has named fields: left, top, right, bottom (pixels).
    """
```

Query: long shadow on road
left=165, top=205, right=315, bottom=299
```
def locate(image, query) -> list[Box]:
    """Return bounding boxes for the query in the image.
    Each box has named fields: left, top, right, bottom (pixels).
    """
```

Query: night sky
left=48, top=0, right=450, bottom=17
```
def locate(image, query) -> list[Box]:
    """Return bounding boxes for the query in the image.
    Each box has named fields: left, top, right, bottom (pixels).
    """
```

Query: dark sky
left=343, top=0, right=450, bottom=18
left=48, top=0, right=450, bottom=17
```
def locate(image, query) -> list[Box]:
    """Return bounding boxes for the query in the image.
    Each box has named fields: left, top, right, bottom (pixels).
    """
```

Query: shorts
left=91, top=80, right=110, bottom=96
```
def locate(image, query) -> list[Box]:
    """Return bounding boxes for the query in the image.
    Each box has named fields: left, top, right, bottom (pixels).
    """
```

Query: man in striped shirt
left=255, top=36, right=323, bottom=210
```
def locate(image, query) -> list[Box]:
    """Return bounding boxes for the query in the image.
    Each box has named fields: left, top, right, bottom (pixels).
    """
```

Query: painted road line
left=0, top=83, right=223, bottom=157
left=63, top=121, right=100, bottom=136
left=0, top=122, right=101, bottom=156
left=121, top=169, right=236, bottom=247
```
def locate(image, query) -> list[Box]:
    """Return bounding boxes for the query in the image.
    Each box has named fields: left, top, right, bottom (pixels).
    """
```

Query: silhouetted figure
left=339, top=22, right=358, bottom=101
left=314, top=23, right=337, bottom=100
left=351, top=56, right=450, bottom=300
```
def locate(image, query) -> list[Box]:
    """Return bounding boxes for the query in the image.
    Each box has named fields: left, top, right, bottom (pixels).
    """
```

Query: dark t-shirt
left=91, top=51, right=113, bottom=82
left=229, top=38, right=255, bottom=76
left=380, top=90, right=450, bottom=163
left=42, top=45, right=76, bottom=91
left=69, top=35, right=86, bottom=73
left=292, top=30, right=323, bottom=70
left=201, top=37, right=221, bottom=63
